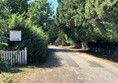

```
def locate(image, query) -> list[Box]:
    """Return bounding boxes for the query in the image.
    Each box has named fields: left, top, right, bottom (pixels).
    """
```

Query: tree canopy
left=28, top=0, right=53, bottom=29
left=56, top=0, right=118, bottom=44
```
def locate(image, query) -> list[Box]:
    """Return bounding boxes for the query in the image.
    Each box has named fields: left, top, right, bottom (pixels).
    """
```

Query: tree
left=0, top=0, right=11, bottom=19
left=56, top=0, right=88, bottom=46
left=84, top=0, right=118, bottom=41
left=3, top=0, right=28, bottom=14
left=27, top=0, right=53, bottom=30
left=0, top=0, right=10, bottom=49
left=56, top=0, right=118, bottom=48
left=56, top=0, right=118, bottom=41
left=0, top=19, right=8, bottom=49
left=46, top=19, right=59, bottom=42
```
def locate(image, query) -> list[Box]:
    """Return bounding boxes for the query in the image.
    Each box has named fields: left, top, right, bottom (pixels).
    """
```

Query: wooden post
left=24, top=48, right=27, bottom=64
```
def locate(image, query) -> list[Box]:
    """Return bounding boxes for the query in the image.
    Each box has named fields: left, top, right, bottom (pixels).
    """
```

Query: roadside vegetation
left=1, top=0, right=53, bottom=63
left=0, top=0, right=118, bottom=82
left=55, top=0, right=118, bottom=61
left=0, top=65, right=41, bottom=83
left=0, top=0, right=53, bottom=73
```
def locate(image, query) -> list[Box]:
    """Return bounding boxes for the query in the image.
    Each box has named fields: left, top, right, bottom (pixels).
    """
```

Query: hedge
left=6, top=14, right=49, bottom=63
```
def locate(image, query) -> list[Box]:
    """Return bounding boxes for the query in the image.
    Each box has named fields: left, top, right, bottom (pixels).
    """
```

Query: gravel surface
left=21, top=46, right=118, bottom=83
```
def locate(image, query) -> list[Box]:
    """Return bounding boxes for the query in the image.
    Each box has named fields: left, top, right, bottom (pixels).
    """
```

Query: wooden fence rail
left=0, top=48, right=27, bottom=65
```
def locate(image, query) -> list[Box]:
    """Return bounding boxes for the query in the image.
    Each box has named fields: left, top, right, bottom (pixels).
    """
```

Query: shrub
left=65, top=40, right=74, bottom=46
left=6, top=14, right=49, bottom=63
left=22, top=25, right=49, bottom=63
left=0, top=20, right=9, bottom=50
left=0, top=61, right=10, bottom=73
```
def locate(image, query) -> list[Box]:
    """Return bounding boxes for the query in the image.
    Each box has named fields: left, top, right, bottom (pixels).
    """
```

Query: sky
left=47, top=0, right=58, bottom=15
left=29, top=0, right=58, bottom=15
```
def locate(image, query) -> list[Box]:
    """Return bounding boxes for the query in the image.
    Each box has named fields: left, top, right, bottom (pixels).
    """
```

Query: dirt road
left=21, top=46, right=118, bottom=83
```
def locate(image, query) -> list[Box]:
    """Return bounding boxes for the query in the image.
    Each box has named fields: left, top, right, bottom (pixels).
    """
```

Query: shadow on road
left=40, top=49, right=63, bottom=68
left=49, top=47, right=77, bottom=53
left=4, top=46, right=118, bottom=74
left=9, top=48, right=64, bottom=72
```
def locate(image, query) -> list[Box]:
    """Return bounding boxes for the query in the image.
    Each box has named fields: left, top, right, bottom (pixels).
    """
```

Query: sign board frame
left=10, top=30, right=22, bottom=41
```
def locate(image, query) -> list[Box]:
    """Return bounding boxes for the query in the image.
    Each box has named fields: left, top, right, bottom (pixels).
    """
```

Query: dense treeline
left=56, top=0, right=118, bottom=56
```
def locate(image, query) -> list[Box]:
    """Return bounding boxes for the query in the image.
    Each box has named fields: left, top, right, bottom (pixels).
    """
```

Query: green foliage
left=56, top=0, right=88, bottom=43
left=0, top=61, right=10, bottom=73
left=47, top=20, right=59, bottom=43
left=0, top=21, right=8, bottom=49
left=65, top=39, right=74, bottom=46
left=24, top=24, right=49, bottom=63
left=1, top=42, right=8, bottom=47
left=28, top=0, right=53, bottom=28
left=0, top=0, right=54, bottom=63
left=4, top=0, right=28, bottom=14
left=27, top=0, right=54, bottom=44
left=0, top=0, right=11, bottom=19
left=7, top=14, right=49, bottom=63
left=56, top=0, right=118, bottom=48
left=84, top=0, right=118, bottom=41
left=8, top=13, right=25, bottom=28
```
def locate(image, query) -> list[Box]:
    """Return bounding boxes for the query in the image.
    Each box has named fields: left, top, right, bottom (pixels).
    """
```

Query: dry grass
left=61, top=46, right=118, bottom=68
left=79, top=52, right=118, bottom=68
left=0, top=65, right=41, bottom=83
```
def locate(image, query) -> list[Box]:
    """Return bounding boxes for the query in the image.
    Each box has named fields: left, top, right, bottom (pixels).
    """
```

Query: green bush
left=7, top=14, right=49, bottom=63
left=0, top=61, right=10, bottom=73
left=22, top=25, right=49, bottom=63
left=21, top=26, right=48, bottom=62
left=65, top=40, right=74, bottom=46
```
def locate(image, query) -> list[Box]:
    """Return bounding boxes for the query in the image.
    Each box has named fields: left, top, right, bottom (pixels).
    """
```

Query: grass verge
left=0, top=65, right=42, bottom=83
left=61, top=46, right=118, bottom=68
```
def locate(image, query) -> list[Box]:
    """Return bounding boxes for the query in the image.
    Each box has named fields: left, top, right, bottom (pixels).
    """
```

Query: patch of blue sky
left=28, top=0, right=58, bottom=15
left=47, top=0, right=58, bottom=15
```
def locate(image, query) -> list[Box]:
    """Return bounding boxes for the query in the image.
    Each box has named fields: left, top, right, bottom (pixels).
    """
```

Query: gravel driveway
left=21, top=45, right=118, bottom=83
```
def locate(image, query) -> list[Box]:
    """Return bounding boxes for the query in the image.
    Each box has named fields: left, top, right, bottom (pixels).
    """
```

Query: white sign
left=10, top=31, right=21, bottom=41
